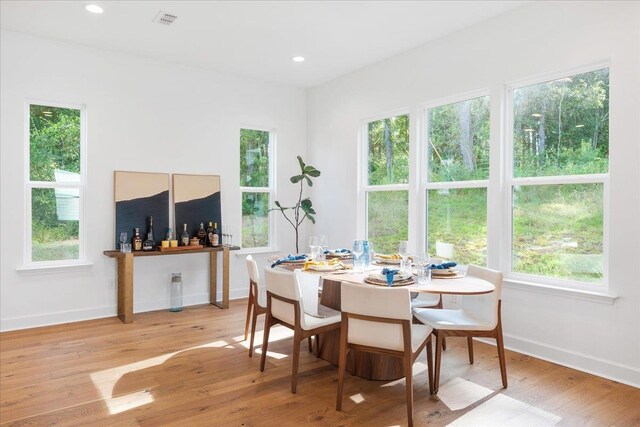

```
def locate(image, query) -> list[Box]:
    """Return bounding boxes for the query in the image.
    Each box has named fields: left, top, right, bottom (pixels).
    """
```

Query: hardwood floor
left=1, top=301, right=638, bottom=426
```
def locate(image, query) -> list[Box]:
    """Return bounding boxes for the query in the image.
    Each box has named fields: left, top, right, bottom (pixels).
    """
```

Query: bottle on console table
left=132, top=227, right=143, bottom=251
left=143, top=216, right=156, bottom=251
left=197, top=223, right=207, bottom=246
left=206, top=221, right=214, bottom=247
left=180, top=223, right=190, bottom=246
left=212, top=222, right=220, bottom=247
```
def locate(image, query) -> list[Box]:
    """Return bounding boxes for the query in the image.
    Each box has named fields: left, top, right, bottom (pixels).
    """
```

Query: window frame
left=23, top=100, right=88, bottom=268
left=358, top=109, right=411, bottom=246
left=503, top=62, right=610, bottom=291
left=239, top=126, right=276, bottom=251
left=420, top=89, right=491, bottom=265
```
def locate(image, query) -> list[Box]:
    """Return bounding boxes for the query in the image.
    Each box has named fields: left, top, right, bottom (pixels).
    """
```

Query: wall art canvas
left=114, top=171, right=170, bottom=248
left=173, top=174, right=222, bottom=239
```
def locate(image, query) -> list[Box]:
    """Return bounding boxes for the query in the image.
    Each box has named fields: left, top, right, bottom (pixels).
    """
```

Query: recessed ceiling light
left=85, top=4, right=104, bottom=14
left=291, top=56, right=305, bottom=63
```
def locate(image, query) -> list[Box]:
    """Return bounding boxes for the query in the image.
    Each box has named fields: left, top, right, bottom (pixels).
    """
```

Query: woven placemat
left=364, top=277, right=415, bottom=287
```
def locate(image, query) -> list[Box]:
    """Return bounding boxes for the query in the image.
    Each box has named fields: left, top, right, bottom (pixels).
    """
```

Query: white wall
left=0, top=30, right=308, bottom=331
left=307, top=1, right=640, bottom=386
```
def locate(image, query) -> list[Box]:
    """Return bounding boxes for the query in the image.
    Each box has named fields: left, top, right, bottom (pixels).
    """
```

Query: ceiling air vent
left=152, top=11, right=178, bottom=26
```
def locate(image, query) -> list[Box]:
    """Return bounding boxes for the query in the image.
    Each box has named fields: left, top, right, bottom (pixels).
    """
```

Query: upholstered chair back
left=264, top=267, right=304, bottom=327
left=341, top=282, right=412, bottom=352
left=245, top=255, right=260, bottom=283
left=463, top=265, right=503, bottom=330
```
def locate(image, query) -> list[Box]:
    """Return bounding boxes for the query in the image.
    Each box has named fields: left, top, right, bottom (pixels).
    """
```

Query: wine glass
left=352, top=240, right=364, bottom=272
left=309, top=235, right=319, bottom=259
left=119, top=232, right=128, bottom=252
left=398, top=240, right=410, bottom=273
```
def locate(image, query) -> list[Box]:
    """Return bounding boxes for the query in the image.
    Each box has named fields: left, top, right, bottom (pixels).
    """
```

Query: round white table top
left=322, top=272, right=495, bottom=295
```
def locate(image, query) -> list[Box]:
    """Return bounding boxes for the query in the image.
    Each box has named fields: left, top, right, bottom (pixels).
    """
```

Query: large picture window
left=509, top=68, right=609, bottom=284
left=26, top=103, right=86, bottom=265
left=363, top=114, right=409, bottom=254
left=424, top=95, right=490, bottom=266
left=240, top=128, right=274, bottom=249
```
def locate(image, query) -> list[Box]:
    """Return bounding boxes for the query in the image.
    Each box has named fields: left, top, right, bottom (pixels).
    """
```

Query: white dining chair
left=412, top=265, right=507, bottom=393
left=260, top=267, right=341, bottom=394
left=337, top=282, right=434, bottom=427
left=244, top=255, right=267, bottom=357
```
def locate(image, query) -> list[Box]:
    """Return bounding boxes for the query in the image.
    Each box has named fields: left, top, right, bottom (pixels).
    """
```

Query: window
left=26, top=103, right=86, bottom=265
left=424, top=95, right=490, bottom=265
left=363, top=113, right=409, bottom=254
left=240, top=128, right=274, bottom=249
left=508, top=68, right=609, bottom=285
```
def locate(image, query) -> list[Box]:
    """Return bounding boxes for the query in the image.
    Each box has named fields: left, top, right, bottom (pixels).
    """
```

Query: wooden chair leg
left=259, top=314, right=272, bottom=372
left=244, top=296, right=253, bottom=341
left=434, top=333, right=443, bottom=393
left=308, top=336, right=313, bottom=352
left=336, top=328, right=348, bottom=410
left=248, top=310, right=259, bottom=357
left=291, top=333, right=302, bottom=394
left=467, top=336, right=474, bottom=364
left=314, top=334, right=320, bottom=357
left=442, top=337, right=447, bottom=351
left=426, top=337, right=434, bottom=395
left=496, top=330, right=508, bottom=388
left=404, top=353, right=414, bottom=427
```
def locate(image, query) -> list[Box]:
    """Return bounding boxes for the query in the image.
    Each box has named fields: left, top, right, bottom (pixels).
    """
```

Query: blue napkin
left=428, top=262, right=457, bottom=270
left=324, top=248, right=352, bottom=254
left=381, top=268, right=399, bottom=286
left=271, top=254, right=307, bottom=268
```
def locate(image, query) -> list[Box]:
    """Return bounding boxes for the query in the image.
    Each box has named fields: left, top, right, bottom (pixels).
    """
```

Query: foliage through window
left=510, top=68, right=608, bottom=284
left=364, top=114, right=409, bottom=253
left=425, top=95, right=490, bottom=266
left=240, top=128, right=273, bottom=249
left=27, top=103, right=84, bottom=264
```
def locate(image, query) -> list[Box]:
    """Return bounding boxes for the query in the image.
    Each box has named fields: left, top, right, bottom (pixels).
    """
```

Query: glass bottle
left=206, top=221, right=214, bottom=247
left=132, top=227, right=143, bottom=251
left=197, top=223, right=207, bottom=246
left=212, top=222, right=220, bottom=247
left=180, top=223, right=190, bottom=246
left=143, top=216, right=155, bottom=251
left=170, top=273, right=183, bottom=312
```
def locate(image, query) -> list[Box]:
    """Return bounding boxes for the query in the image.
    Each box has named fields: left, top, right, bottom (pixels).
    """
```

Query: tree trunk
left=537, top=100, right=547, bottom=167
left=458, top=101, right=475, bottom=171
left=384, top=119, right=393, bottom=181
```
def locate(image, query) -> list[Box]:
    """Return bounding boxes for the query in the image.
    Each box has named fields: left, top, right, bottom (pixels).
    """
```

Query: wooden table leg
left=117, top=253, right=134, bottom=324
left=210, top=247, right=230, bottom=309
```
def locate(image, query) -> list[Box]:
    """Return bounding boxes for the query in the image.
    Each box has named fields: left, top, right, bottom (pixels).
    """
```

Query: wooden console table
left=103, top=245, right=241, bottom=324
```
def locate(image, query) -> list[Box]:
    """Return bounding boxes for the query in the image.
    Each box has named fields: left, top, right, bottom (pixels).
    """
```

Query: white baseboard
left=475, top=334, right=640, bottom=388
left=0, top=287, right=250, bottom=332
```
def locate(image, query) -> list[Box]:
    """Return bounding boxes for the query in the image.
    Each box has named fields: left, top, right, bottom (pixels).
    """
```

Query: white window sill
left=503, top=278, right=617, bottom=305
left=234, top=248, right=281, bottom=257
left=16, top=261, right=94, bottom=275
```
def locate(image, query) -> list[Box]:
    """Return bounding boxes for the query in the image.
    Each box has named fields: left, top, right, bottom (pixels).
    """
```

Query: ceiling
left=0, top=1, right=527, bottom=88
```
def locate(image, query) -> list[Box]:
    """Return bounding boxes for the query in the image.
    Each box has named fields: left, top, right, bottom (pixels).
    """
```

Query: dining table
left=270, top=256, right=495, bottom=381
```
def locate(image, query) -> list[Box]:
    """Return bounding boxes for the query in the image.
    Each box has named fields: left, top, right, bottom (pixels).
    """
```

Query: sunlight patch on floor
left=448, top=393, right=561, bottom=426
left=104, top=389, right=154, bottom=414
left=437, top=377, right=493, bottom=411
left=89, top=338, right=238, bottom=414
left=381, top=362, right=428, bottom=388
left=350, top=393, right=365, bottom=404
left=234, top=325, right=295, bottom=350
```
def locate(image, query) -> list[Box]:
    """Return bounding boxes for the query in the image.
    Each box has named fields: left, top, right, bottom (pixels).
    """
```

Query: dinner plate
left=306, top=263, right=345, bottom=271
left=367, top=272, right=410, bottom=282
left=374, top=258, right=402, bottom=265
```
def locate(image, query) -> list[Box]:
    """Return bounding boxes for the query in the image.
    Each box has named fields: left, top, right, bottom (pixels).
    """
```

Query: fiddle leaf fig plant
left=271, top=156, right=321, bottom=253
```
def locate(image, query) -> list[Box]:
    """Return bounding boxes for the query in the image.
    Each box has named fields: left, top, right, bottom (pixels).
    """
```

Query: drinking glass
left=309, top=235, right=319, bottom=259
left=398, top=240, right=409, bottom=258
left=416, top=251, right=431, bottom=285
left=319, top=234, right=328, bottom=261
left=119, top=232, right=128, bottom=252
left=352, top=240, right=365, bottom=272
